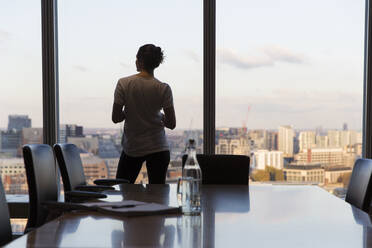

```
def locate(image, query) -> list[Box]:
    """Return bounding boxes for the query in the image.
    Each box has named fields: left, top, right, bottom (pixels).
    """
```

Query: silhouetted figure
left=112, top=44, right=176, bottom=184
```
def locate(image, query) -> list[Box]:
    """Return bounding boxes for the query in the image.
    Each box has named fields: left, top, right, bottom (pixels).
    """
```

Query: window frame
left=42, top=0, right=371, bottom=157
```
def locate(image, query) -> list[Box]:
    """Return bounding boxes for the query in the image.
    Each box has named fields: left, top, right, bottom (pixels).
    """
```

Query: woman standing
left=112, top=44, right=176, bottom=184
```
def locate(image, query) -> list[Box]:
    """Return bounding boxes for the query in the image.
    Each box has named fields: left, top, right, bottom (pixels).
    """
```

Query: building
left=0, top=129, right=22, bottom=155
left=328, top=130, right=358, bottom=148
left=98, top=135, right=120, bottom=158
left=266, top=131, right=278, bottom=150
left=0, top=158, right=27, bottom=194
left=80, top=153, right=108, bottom=184
left=254, top=149, right=284, bottom=170
left=104, top=158, right=120, bottom=179
left=67, top=136, right=99, bottom=154
left=166, top=160, right=182, bottom=183
left=299, top=131, right=316, bottom=152
left=248, top=130, right=267, bottom=149
left=324, top=167, right=352, bottom=184
left=278, top=125, right=294, bottom=156
left=283, top=164, right=324, bottom=184
left=354, top=143, right=363, bottom=157
left=315, top=135, right=329, bottom=148
left=7, top=115, right=31, bottom=132
left=22, top=128, right=43, bottom=145
left=60, top=124, right=84, bottom=143
left=295, top=148, right=348, bottom=167
left=215, top=137, right=250, bottom=155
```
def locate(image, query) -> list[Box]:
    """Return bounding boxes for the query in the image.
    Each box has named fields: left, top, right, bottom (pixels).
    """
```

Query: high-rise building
left=8, top=115, right=31, bottom=132
left=0, top=129, right=22, bottom=155
left=60, top=124, right=84, bottom=143
left=315, top=135, right=329, bottom=148
left=328, top=130, right=341, bottom=147
left=328, top=130, right=358, bottom=148
left=299, top=131, right=316, bottom=152
left=278, top=125, right=294, bottom=156
left=248, top=130, right=267, bottom=149
left=254, top=149, right=284, bottom=170
left=266, top=131, right=278, bottom=150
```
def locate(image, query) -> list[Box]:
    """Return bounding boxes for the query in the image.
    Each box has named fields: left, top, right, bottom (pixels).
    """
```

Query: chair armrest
left=64, top=190, right=107, bottom=200
left=94, top=178, right=129, bottom=186
left=74, top=185, right=115, bottom=192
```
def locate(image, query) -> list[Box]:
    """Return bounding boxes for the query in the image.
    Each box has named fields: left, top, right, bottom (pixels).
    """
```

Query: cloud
left=73, top=65, right=88, bottom=72
left=0, top=30, right=11, bottom=43
left=217, top=45, right=306, bottom=70
left=217, top=48, right=273, bottom=69
left=263, top=45, right=305, bottom=64
left=185, top=50, right=200, bottom=63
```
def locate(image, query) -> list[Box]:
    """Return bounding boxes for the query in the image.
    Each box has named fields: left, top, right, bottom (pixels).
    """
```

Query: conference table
left=4, top=183, right=372, bottom=248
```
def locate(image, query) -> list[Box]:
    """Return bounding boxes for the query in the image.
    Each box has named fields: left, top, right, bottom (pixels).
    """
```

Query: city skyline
left=0, top=116, right=364, bottom=133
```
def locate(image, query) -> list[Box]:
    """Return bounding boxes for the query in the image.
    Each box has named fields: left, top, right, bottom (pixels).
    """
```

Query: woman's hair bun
left=137, top=44, right=164, bottom=71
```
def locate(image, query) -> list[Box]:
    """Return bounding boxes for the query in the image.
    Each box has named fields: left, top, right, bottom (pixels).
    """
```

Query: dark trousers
left=116, top=150, right=170, bottom=184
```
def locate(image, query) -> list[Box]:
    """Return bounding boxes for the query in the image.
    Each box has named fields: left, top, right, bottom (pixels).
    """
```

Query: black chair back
left=345, top=159, right=372, bottom=212
left=346, top=158, right=372, bottom=212
left=23, top=144, right=58, bottom=230
left=182, top=154, right=250, bottom=184
left=0, top=176, right=12, bottom=246
left=53, top=143, right=86, bottom=192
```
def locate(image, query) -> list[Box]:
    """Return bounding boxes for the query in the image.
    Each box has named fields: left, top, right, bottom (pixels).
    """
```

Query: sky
left=0, top=0, right=366, bottom=131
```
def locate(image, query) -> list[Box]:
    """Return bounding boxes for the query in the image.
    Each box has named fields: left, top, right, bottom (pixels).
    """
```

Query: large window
left=58, top=0, right=202, bottom=183
left=0, top=0, right=42, bottom=232
left=216, top=0, right=364, bottom=193
left=0, top=1, right=42, bottom=194
left=2, top=1, right=368, bottom=198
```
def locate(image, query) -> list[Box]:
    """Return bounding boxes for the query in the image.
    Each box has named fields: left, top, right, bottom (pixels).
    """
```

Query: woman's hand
left=112, top=103, right=126, bottom=123
left=162, top=106, right=176, bottom=130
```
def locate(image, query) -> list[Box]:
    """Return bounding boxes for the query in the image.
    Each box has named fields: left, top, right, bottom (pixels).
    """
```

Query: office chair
left=23, top=144, right=59, bottom=231
left=0, top=176, right=12, bottom=246
left=345, top=158, right=372, bottom=212
left=182, top=154, right=250, bottom=184
left=53, top=143, right=128, bottom=193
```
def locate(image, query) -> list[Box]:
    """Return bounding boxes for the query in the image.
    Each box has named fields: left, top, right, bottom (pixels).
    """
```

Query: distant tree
left=266, top=166, right=284, bottom=181
left=252, top=170, right=270, bottom=181
left=252, top=167, right=284, bottom=182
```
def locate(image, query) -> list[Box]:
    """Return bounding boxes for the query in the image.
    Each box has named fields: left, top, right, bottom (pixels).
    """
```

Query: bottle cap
left=188, top=139, right=196, bottom=149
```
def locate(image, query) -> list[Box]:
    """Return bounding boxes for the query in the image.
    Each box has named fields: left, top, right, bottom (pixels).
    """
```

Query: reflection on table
left=5, top=184, right=369, bottom=248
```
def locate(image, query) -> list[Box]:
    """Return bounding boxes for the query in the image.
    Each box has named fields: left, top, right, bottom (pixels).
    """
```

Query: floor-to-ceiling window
left=216, top=0, right=364, bottom=194
left=1, top=0, right=367, bottom=203
left=0, top=0, right=42, bottom=232
left=58, top=0, right=203, bottom=183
